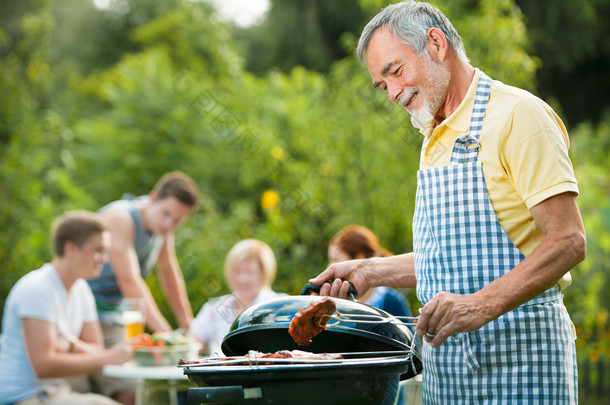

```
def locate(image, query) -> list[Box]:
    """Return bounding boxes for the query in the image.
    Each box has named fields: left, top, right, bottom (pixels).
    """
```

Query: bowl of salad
left=132, top=331, right=201, bottom=366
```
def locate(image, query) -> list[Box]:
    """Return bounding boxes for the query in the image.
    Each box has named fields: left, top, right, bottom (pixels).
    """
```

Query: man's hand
left=416, top=291, right=496, bottom=348
left=106, top=341, right=134, bottom=365
left=308, top=258, right=374, bottom=299
left=309, top=254, right=417, bottom=299
left=416, top=193, right=586, bottom=348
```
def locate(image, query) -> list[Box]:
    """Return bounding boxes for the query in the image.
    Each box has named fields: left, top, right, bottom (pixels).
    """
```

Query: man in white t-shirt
left=0, top=211, right=133, bottom=405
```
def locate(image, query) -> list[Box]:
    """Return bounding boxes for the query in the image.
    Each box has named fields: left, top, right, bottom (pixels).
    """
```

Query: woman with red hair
left=327, top=225, right=413, bottom=319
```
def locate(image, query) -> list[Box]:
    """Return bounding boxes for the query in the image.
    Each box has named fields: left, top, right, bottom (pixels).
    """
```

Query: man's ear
left=63, top=240, right=77, bottom=256
left=148, top=191, right=157, bottom=203
left=426, top=27, right=449, bottom=61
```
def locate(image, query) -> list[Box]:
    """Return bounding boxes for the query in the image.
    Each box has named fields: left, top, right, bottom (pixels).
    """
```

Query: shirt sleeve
left=13, top=279, right=57, bottom=323
left=189, top=302, right=213, bottom=344
left=501, top=97, right=579, bottom=210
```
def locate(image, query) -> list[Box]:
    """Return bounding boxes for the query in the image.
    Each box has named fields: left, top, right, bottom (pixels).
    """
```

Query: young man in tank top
left=87, top=171, right=199, bottom=404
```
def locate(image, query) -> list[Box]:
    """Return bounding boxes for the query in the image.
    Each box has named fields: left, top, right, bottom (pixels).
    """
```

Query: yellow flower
left=271, top=146, right=287, bottom=161
left=261, top=190, right=280, bottom=210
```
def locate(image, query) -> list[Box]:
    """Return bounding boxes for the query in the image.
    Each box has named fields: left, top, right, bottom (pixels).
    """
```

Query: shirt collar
left=43, top=262, right=70, bottom=298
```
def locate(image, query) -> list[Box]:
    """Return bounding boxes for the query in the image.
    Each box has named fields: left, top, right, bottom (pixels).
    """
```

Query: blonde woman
left=189, top=239, right=284, bottom=355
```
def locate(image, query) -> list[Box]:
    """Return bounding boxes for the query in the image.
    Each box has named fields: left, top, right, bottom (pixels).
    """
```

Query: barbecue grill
left=183, top=295, right=422, bottom=404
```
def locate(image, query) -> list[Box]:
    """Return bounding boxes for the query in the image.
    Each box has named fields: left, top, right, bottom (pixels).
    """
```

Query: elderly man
left=310, top=1, right=585, bottom=403
left=0, top=211, right=133, bottom=405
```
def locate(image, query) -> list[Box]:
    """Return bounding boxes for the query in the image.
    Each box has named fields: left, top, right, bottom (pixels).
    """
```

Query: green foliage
left=49, top=0, right=185, bottom=75
left=0, top=3, right=90, bottom=298
left=236, top=0, right=368, bottom=74
left=515, top=0, right=610, bottom=125
left=566, top=114, right=610, bottom=360
left=453, top=0, right=538, bottom=90
left=0, top=0, right=608, bottom=373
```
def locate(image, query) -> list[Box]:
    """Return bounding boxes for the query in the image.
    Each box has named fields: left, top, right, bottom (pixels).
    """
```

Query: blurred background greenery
left=1, top=0, right=608, bottom=401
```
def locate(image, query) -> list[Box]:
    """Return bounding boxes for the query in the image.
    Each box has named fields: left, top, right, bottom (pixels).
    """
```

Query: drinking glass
left=120, top=298, right=146, bottom=339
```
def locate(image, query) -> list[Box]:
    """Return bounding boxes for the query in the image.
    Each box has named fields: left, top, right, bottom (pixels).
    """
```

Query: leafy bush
left=1, top=1, right=608, bottom=368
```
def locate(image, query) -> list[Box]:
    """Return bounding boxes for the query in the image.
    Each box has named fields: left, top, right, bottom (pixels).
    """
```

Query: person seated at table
left=327, top=225, right=414, bottom=319
left=0, top=211, right=133, bottom=405
left=189, top=239, right=285, bottom=355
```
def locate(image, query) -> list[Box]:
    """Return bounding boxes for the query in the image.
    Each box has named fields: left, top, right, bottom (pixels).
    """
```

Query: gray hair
left=357, top=1, right=468, bottom=64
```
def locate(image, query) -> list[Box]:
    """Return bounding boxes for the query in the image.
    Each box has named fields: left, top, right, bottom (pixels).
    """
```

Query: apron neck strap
left=449, top=72, right=492, bottom=165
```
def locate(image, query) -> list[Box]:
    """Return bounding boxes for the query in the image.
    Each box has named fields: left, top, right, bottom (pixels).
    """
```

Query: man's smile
left=401, top=89, right=419, bottom=111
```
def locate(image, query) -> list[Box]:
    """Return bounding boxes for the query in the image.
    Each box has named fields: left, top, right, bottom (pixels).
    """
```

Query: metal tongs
left=300, top=283, right=423, bottom=362
left=320, top=311, right=422, bottom=362
left=321, top=311, right=418, bottom=326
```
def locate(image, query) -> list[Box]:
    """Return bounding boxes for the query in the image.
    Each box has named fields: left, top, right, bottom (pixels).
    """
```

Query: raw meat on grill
left=178, top=350, right=343, bottom=366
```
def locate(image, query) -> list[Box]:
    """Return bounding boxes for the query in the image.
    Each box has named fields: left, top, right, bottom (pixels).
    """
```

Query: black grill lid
left=221, top=296, right=413, bottom=356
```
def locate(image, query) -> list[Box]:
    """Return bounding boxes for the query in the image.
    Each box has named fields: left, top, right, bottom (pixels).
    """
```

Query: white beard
left=410, top=99, right=436, bottom=130
left=401, top=50, right=450, bottom=130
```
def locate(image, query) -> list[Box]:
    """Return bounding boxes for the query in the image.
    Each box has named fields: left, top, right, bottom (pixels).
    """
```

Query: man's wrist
left=363, top=257, right=384, bottom=289
left=474, top=287, right=507, bottom=322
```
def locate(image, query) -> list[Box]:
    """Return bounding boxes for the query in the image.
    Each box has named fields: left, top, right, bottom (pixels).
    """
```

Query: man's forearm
left=156, top=239, right=194, bottom=330
left=476, top=193, right=586, bottom=320
left=157, top=256, right=193, bottom=330
left=368, top=253, right=417, bottom=289
left=475, top=229, right=585, bottom=320
left=162, top=271, right=194, bottom=330
left=69, top=337, right=104, bottom=354
left=35, top=353, right=101, bottom=378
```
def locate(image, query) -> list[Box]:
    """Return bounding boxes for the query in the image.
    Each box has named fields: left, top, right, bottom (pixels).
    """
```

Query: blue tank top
left=87, top=195, right=165, bottom=308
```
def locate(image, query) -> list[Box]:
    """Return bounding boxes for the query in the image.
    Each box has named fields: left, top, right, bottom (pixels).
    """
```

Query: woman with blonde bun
left=189, top=239, right=285, bottom=355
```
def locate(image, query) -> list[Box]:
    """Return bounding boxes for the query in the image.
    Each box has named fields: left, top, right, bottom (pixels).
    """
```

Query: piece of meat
left=257, top=350, right=343, bottom=360
left=259, top=350, right=294, bottom=359
left=284, top=350, right=342, bottom=360
left=178, top=350, right=343, bottom=366
left=288, top=298, right=337, bottom=346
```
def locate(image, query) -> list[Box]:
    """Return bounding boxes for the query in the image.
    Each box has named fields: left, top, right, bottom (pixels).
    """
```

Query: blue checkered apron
left=413, top=72, right=577, bottom=404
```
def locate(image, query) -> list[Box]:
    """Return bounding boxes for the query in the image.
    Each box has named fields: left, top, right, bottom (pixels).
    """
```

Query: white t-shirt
left=189, top=288, right=284, bottom=356
left=0, top=264, right=98, bottom=404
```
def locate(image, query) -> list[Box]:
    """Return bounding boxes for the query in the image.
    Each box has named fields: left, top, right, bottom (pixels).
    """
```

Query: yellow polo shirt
left=420, top=69, right=579, bottom=260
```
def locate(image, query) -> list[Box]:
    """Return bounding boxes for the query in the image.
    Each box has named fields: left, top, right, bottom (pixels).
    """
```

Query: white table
left=102, top=362, right=193, bottom=405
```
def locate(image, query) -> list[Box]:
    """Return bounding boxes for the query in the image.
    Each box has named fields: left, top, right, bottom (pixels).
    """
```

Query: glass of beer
left=121, top=298, right=146, bottom=339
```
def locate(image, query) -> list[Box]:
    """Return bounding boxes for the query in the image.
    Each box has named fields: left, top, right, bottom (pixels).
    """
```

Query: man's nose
left=387, top=83, right=401, bottom=103
left=164, top=217, right=178, bottom=230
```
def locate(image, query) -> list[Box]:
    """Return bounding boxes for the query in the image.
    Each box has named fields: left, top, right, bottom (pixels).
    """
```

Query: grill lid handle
left=300, top=282, right=358, bottom=301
